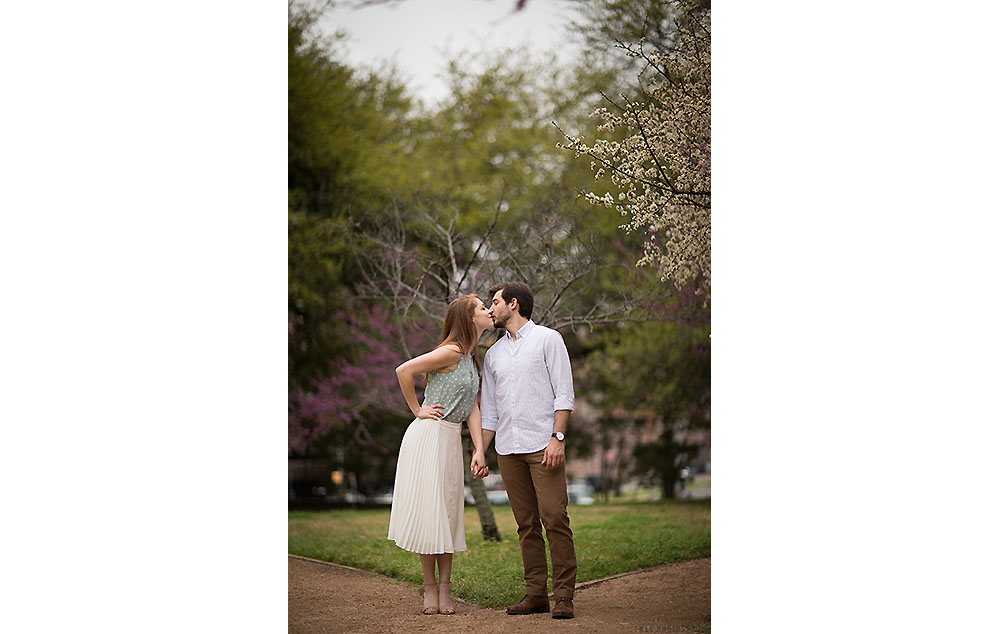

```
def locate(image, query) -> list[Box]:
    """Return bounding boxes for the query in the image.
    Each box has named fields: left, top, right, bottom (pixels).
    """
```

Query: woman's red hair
left=436, top=294, right=483, bottom=374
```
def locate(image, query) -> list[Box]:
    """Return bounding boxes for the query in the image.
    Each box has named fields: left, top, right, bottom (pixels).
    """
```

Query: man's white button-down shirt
left=481, top=320, right=575, bottom=455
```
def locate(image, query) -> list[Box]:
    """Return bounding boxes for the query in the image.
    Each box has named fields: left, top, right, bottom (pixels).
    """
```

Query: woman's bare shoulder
left=430, top=343, right=462, bottom=374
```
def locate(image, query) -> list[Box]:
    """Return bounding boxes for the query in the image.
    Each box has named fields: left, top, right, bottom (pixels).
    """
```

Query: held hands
left=470, top=450, right=489, bottom=479
left=541, top=437, right=565, bottom=470
left=415, top=403, right=445, bottom=420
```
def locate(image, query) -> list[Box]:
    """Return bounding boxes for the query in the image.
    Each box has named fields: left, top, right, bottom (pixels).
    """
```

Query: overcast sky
left=318, top=0, right=580, bottom=106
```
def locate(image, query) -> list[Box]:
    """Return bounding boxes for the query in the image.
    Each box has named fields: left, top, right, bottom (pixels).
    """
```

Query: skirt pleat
left=386, top=417, right=466, bottom=554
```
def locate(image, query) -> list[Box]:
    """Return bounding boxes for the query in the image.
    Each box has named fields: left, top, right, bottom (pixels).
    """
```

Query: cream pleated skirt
left=386, top=417, right=466, bottom=554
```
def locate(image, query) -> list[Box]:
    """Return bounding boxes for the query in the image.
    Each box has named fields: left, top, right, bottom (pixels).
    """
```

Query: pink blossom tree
left=288, top=300, right=437, bottom=457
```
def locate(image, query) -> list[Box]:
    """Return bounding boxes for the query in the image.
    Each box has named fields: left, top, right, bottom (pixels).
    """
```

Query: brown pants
left=498, top=450, right=577, bottom=600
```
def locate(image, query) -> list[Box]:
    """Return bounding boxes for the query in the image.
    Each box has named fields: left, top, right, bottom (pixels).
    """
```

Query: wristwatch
left=552, top=432, right=565, bottom=442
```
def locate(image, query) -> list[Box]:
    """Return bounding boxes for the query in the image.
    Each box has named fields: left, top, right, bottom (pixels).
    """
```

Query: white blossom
left=557, top=3, right=710, bottom=291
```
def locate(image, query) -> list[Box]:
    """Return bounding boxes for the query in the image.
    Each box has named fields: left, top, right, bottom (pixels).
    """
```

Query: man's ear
left=510, top=298, right=518, bottom=314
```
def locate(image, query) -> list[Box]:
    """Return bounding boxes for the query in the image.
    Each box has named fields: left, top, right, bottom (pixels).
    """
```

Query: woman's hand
left=471, top=450, right=489, bottom=479
left=415, top=403, right=445, bottom=420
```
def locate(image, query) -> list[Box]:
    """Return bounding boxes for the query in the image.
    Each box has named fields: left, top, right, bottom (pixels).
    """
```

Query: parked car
left=482, top=473, right=505, bottom=491
left=567, top=481, right=595, bottom=505
left=323, top=489, right=366, bottom=504
left=369, top=489, right=394, bottom=505
left=486, top=489, right=510, bottom=505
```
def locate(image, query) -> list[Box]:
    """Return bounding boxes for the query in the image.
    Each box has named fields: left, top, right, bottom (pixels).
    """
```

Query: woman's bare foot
left=422, top=583, right=439, bottom=615
left=438, top=581, right=454, bottom=615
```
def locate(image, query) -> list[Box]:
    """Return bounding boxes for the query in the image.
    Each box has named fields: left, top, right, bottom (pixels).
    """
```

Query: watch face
left=554, top=432, right=565, bottom=441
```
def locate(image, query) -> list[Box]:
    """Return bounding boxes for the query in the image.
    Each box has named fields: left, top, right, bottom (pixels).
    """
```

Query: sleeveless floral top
left=422, top=353, right=479, bottom=422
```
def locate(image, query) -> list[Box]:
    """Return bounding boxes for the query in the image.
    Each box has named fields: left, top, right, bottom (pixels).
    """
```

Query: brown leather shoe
left=552, top=597, right=574, bottom=619
left=505, top=594, right=550, bottom=615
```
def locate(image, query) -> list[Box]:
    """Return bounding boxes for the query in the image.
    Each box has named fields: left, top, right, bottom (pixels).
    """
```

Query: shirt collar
left=507, top=319, right=535, bottom=341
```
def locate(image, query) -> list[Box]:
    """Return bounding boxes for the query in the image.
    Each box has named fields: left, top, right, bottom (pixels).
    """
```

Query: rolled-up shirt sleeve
left=544, top=331, right=575, bottom=411
left=480, top=350, right=498, bottom=431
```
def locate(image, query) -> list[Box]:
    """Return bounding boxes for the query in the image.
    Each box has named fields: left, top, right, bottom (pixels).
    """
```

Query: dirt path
left=289, top=555, right=710, bottom=633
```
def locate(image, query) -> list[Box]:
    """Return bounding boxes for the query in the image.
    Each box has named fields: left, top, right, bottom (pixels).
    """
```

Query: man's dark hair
left=487, top=281, right=534, bottom=320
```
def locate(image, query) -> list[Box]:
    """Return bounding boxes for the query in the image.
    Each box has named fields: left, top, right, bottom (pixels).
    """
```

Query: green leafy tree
left=354, top=47, right=666, bottom=335
left=288, top=1, right=414, bottom=390
left=582, top=318, right=709, bottom=499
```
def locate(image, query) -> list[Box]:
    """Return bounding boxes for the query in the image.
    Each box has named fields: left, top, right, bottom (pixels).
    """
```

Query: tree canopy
left=288, top=0, right=711, bottom=502
left=558, top=0, right=710, bottom=293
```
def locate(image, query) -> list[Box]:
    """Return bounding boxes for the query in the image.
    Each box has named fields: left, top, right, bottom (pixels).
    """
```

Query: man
left=480, top=281, right=577, bottom=620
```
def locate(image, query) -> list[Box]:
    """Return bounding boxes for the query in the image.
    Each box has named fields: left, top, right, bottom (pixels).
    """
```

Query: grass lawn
left=289, top=498, right=710, bottom=608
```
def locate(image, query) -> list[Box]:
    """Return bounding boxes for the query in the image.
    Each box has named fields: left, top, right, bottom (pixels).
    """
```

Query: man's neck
left=505, top=316, right=530, bottom=341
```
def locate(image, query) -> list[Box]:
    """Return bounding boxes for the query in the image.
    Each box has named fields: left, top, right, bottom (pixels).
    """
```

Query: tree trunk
left=599, top=427, right=611, bottom=503
left=658, top=417, right=698, bottom=500
left=660, top=432, right=678, bottom=500
left=612, top=431, right=628, bottom=496
left=462, top=428, right=502, bottom=541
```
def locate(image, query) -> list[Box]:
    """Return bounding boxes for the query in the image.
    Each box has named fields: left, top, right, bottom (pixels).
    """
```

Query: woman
left=387, top=294, right=493, bottom=615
